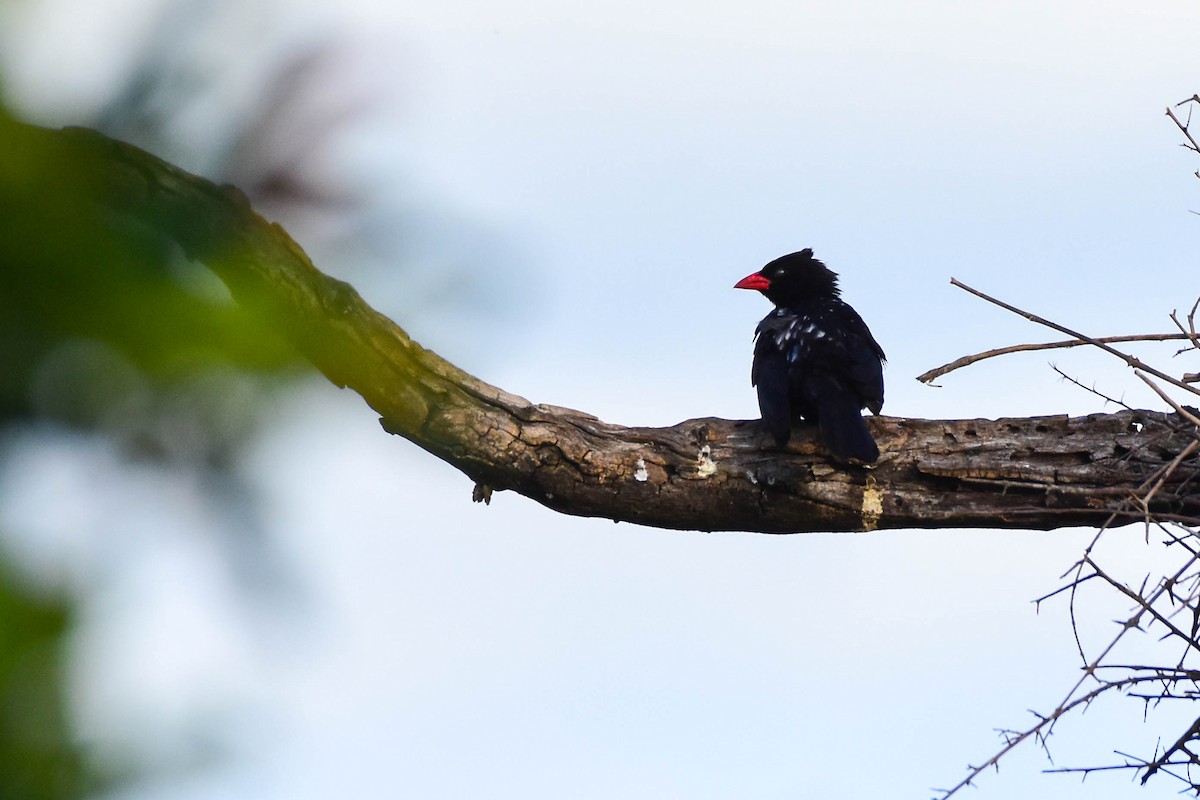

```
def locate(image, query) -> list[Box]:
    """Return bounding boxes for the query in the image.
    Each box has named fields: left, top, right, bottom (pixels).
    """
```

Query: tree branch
left=917, top=333, right=1192, bottom=385
left=949, top=278, right=1200, bottom=399
left=11, top=119, right=1200, bottom=533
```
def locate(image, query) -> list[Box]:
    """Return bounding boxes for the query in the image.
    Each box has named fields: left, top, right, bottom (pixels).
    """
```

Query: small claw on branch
left=472, top=483, right=493, bottom=505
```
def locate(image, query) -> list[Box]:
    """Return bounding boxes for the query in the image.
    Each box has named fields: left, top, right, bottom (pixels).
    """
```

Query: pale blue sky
left=2, top=0, right=1199, bottom=797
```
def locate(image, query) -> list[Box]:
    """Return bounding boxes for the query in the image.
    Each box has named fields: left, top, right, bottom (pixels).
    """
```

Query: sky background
left=2, top=0, right=1200, bottom=797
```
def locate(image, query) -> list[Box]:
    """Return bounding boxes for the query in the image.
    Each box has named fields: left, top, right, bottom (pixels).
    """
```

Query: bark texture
left=15, top=120, right=1200, bottom=533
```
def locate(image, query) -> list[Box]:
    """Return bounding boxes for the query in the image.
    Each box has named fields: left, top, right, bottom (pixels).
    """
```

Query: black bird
left=734, top=249, right=886, bottom=462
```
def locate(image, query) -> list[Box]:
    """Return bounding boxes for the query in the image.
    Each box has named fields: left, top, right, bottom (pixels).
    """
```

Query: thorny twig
left=1051, top=365, right=1133, bottom=411
left=936, top=442, right=1200, bottom=798
left=1169, top=297, right=1200, bottom=356
left=1167, top=95, right=1200, bottom=157
left=931, top=102, right=1200, bottom=794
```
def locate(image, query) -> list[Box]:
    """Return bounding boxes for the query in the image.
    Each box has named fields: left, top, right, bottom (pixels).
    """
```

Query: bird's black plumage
left=734, top=248, right=886, bottom=462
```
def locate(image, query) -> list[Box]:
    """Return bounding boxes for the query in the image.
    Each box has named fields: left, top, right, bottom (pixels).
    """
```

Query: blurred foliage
left=0, top=562, right=106, bottom=799
left=0, top=92, right=309, bottom=796
left=0, top=103, right=305, bottom=465
left=0, top=3, right=502, bottom=791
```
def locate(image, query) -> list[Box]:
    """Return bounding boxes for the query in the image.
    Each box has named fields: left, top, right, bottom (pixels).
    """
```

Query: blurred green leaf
left=0, top=97, right=314, bottom=798
left=0, top=561, right=105, bottom=799
left=0, top=105, right=304, bottom=428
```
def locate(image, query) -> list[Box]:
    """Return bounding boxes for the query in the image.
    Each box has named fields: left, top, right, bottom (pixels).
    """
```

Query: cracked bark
left=11, top=119, right=1200, bottom=533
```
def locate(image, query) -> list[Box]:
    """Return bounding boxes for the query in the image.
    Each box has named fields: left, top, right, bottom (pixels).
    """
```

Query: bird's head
left=733, top=248, right=840, bottom=307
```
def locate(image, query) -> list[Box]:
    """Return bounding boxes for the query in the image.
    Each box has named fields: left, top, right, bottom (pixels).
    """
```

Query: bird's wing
left=752, top=315, right=795, bottom=446
left=835, top=304, right=885, bottom=414
left=790, top=301, right=884, bottom=415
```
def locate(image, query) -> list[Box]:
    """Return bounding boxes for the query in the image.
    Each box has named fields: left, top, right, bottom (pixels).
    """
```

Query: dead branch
left=917, top=333, right=1192, bottom=385
left=1169, top=296, right=1200, bottom=358
left=1136, top=372, right=1200, bottom=428
left=1051, top=365, right=1133, bottom=410
left=1167, top=95, right=1200, bottom=155
left=12, top=118, right=1200, bottom=534
left=14, top=116, right=1200, bottom=797
left=949, top=278, right=1200, bottom=399
left=939, top=473, right=1200, bottom=798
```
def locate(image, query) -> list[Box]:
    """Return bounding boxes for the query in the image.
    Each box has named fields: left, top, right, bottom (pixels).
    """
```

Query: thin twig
left=917, top=333, right=1191, bottom=384
left=941, top=437, right=1200, bottom=797
left=1167, top=99, right=1200, bottom=154
left=1189, top=296, right=1200, bottom=345
left=1134, top=371, right=1200, bottom=429
left=1052, top=365, right=1132, bottom=410
left=1086, top=559, right=1200, bottom=652
left=935, top=672, right=1180, bottom=798
left=1142, top=715, right=1200, bottom=785
left=947, top=279, right=1200, bottom=399
left=1168, top=297, right=1200, bottom=354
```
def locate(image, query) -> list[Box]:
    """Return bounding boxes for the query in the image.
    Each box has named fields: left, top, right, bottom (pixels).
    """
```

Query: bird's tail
left=817, top=400, right=880, bottom=463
